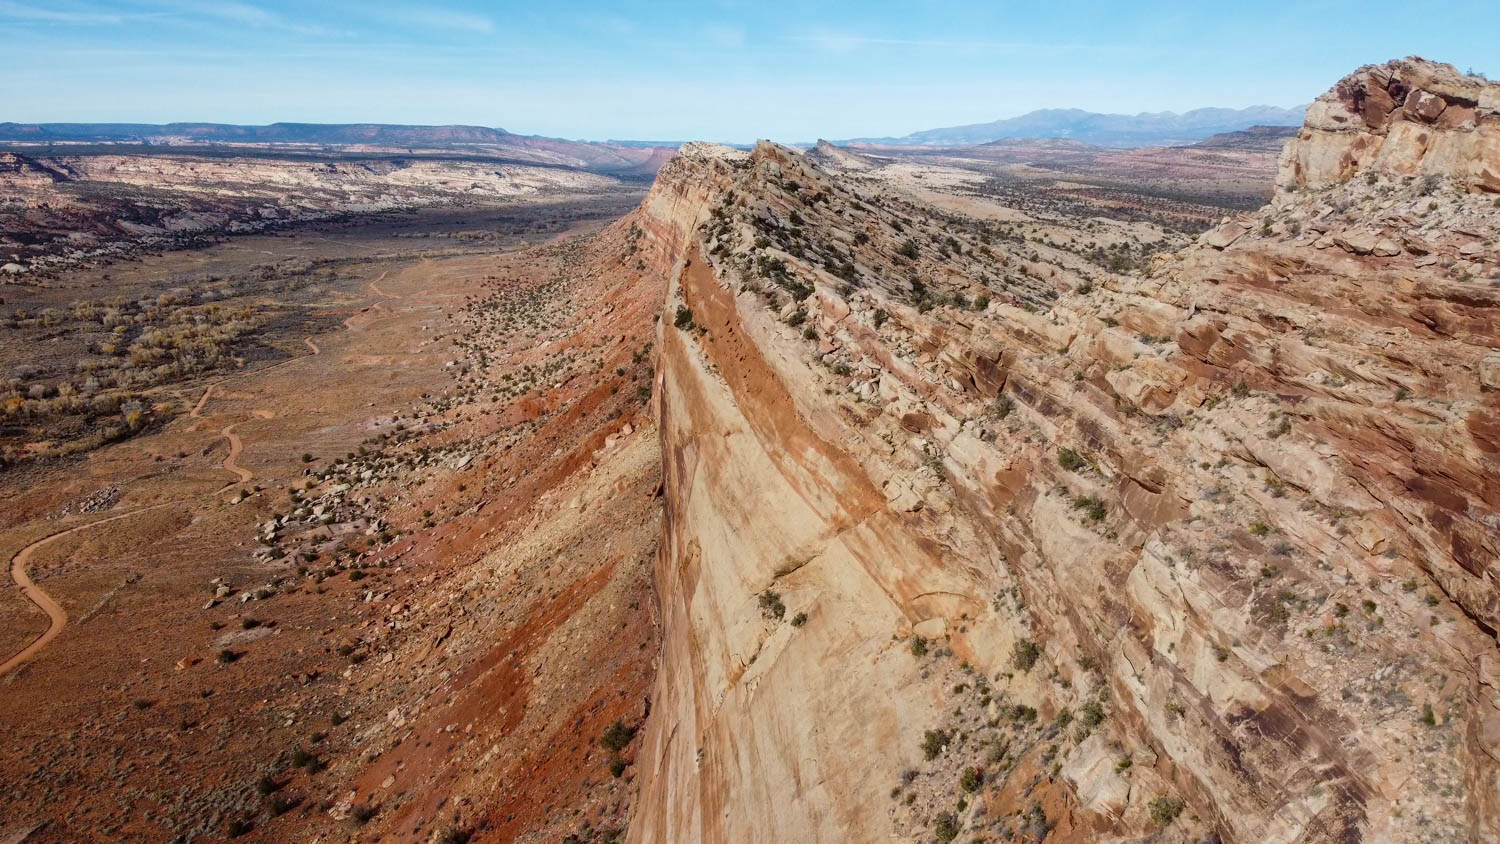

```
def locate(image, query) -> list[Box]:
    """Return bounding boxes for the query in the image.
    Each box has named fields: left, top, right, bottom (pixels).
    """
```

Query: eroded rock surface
left=629, top=61, right=1500, bottom=843
left=1280, top=56, right=1500, bottom=192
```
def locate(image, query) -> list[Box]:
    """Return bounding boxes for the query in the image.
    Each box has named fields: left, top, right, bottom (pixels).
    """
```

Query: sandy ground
left=0, top=198, right=662, bottom=842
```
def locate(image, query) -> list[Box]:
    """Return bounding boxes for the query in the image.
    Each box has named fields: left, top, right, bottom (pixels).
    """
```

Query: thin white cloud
left=0, top=1, right=137, bottom=25
left=157, top=0, right=335, bottom=37
left=785, top=34, right=1098, bottom=54
left=384, top=7, right=495, bottom=34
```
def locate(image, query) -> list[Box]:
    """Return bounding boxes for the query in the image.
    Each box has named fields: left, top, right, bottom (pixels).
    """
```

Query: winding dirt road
left=190, top=384, right=215, bottom=418
left=1, top=506, right=166, bottom=678
left=218, top=424, right=253, bottom=487
left=369, top=277, right=401, bottom=300
left=1, top=279, right=352, bottom=675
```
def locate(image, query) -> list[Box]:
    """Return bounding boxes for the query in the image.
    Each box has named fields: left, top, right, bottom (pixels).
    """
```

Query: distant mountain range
left=0, top=122, right=675, bottom=175
left=845, top=105, right=1307, bottom=149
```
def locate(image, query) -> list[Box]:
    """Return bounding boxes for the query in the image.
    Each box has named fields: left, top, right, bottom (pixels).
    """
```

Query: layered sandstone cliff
left=630, top=60, right=1499, bottom=842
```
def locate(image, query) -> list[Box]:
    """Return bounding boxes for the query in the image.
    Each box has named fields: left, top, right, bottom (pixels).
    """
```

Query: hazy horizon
left=0, top=102, right=1308, bottom=147
left=1, top=0, right=1495, bottom=143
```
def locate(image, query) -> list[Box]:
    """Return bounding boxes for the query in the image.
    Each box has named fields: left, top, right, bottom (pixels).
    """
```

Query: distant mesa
left=0, top=122, right=520, bottom=146
left=0, top=122, right=676, bottom=176
left=1186, top=124, right=1301, bottom=151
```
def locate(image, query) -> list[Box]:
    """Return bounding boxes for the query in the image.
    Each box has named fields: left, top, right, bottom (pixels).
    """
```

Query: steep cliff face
left=631, top=61, right=1499, bottom=843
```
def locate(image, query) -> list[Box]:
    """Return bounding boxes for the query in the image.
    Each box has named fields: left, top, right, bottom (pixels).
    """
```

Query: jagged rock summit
left=1279, top=56, right=1500, bottom=191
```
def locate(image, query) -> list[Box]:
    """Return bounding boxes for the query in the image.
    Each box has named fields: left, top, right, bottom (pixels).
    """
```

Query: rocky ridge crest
left=628, top=62, right=1500, bottom=843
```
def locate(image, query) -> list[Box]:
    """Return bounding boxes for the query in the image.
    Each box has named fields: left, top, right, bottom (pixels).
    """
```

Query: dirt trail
left=2, top=418, right=251, bottom=676
left=189, top=385, right=214, bottom=419
left=1, top=506, right=166, bottom=678
left=368, top=272, right=400, bottom=300
left=344, top=271, right=393, bottom=330
left=218, top=424, right=252, bottom=487
left=2, top=267, right=368, bottom=675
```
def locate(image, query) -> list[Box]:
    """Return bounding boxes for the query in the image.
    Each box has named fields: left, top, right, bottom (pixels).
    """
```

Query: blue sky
left=2, top=1, right=1495, bottom=142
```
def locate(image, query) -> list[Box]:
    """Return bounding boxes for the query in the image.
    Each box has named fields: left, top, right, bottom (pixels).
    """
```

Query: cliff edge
left=628, top=60, right=1500, bottom=842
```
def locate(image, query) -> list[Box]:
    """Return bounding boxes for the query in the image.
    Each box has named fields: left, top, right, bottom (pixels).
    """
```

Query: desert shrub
left=1148, top=796, right=1183, bottom=825
left=959, top=766, right=984, bottom=793
left=600, top=720, right=637, bottom=753
left=673, top=306, right=694, bottom=329
left=758, top=589, right=786, bottom=620
left=922, top=729, right=952, bottom=760
left=933, top=811, right=960, bottom=842
left=1012, top=638, right=1041, bottom=671
left=1078, top=699, right=1105, bottom=728
left=1057, top=447, right=1087, bottom=471
left=1072, top=494, right=1106, bottom=522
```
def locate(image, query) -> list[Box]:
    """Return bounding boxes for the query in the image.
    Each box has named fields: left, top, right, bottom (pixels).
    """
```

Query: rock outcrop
left=1279, top=56, right=1500, bottom=192
left=629, top=60, right=1500, bottom=843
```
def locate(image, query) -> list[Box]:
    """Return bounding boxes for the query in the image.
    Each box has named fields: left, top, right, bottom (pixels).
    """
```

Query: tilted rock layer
left=629, top=61, right=1499, bottom=842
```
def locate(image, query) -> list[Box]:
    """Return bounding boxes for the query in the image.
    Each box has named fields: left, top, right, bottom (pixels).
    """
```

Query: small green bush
left=1148, top=796, right=1183, bottom=825
left=933, top=811, right=960, bottom=842
left=758, top=590, right=786, bottom=620
left=600, top=719, right=637, bottom=753
left=1057, top=447, right=1087, bottom=471
left=1012, top=638, right=1040, bottom=671
left=1073, top=494, right=1106, bottom=522
left=959, top=766, right=983, bottom=793
left=922, top=729, right=951, bottom=760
